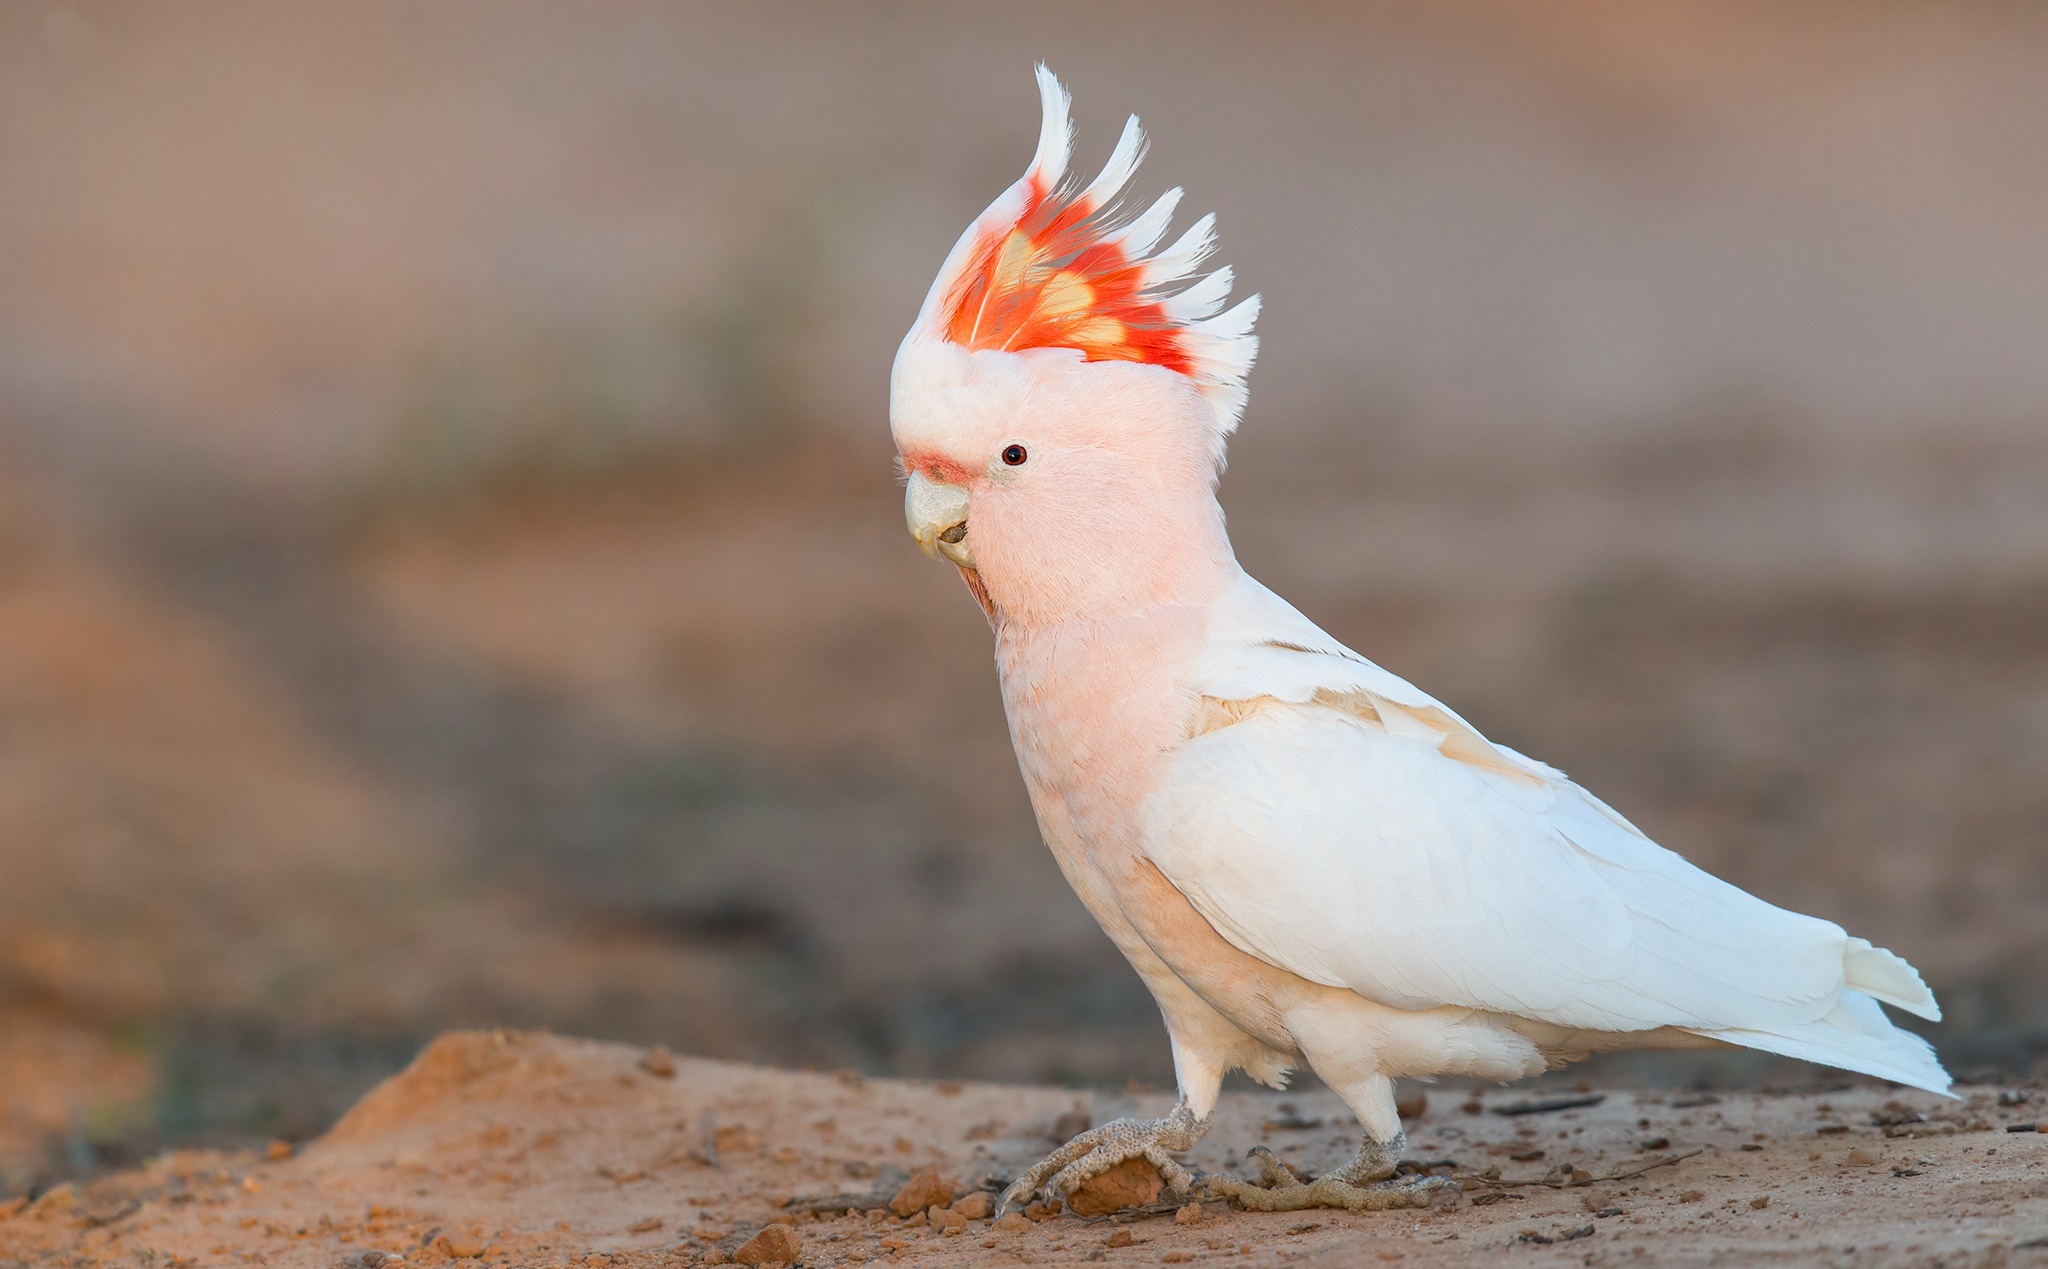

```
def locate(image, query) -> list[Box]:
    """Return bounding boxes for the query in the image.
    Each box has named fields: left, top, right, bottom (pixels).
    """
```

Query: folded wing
left=1141, top=576, right=1950, bottom=1094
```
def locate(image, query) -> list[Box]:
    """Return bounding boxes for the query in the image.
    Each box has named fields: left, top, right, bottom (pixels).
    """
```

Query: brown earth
left=5, top=1030, right=2046, bottom=1268
left=1, top=0, right=2046, bottom=1233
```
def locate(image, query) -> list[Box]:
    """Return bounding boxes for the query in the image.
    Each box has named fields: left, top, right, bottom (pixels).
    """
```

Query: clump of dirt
left=4, top=1030, right=2042, bottom=1267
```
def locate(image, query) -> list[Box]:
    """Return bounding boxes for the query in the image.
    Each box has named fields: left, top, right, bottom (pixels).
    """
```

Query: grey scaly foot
left=996, top=1100, right=1209, bottom=1216
left=1201, top=1134, right=1455, bottom=1213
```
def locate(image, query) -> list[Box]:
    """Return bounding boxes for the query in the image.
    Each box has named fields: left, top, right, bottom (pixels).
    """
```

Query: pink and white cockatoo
left=893, top=67, right=1949, bottom=1214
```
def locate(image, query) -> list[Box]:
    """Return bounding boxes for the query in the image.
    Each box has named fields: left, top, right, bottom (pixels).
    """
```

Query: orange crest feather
left=911, top=67, right=1260, bottom=438
left=942, top=183, right=1196, bottom=375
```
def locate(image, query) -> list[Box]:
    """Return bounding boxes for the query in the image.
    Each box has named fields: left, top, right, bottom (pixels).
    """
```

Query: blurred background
left=2, top=0, right=2045, bottom=1195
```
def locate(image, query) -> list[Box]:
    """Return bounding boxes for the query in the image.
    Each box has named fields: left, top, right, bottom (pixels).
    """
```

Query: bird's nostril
left=939, top=521, right=967, bottom=545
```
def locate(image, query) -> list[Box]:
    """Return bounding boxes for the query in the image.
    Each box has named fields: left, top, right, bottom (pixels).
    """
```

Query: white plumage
left=1151, top=574, right=1948, bottom=1095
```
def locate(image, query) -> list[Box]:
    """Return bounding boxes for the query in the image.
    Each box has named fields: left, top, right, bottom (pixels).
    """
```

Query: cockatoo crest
left=907, top=66, right=1261, bottom=437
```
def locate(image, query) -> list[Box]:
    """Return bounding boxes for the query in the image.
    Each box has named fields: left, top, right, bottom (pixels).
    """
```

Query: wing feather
left=1142, top=572, right=1948, bottom=1093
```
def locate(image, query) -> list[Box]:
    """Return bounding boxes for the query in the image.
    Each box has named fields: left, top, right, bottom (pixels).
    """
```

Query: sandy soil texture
left=3, top=0, right=2047, bottom=1216
left=4, top=1030, right=2044, bottom=1268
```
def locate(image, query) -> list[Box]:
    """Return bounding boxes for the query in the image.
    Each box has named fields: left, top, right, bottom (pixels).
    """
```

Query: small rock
left=639, top=1046, right=677, bottom=1078
left=950, top=1191, right=993, bottom=1220
left=713, top=1124, right=760, bottom=1154
left=1844, top=1146, right=1879, bottom=1167
left=992, top=1213, right=1033, bottom=1233
left=1067, top=1158, right=1165, bottom=1217
left=28, top=1184, right=74, bottom=1217
left=928, top=1205, right=968, bottom=1232
left=266, top=1139, right=294, bottom=1161
left=1023, top=1198, right=1063, bottom=1222
left=629, top=1217, right=663, bottom=1234
left=889, top=1168, right=955, bottom=1218
left=1173, top=1202, right=1206, bottom=1226
left=732, top=1224, right=802, bottom=1267
left=1105, top=1228, right=1136, bottom=1248
left=1750, top=1196, right=1770, bottom=1210
left=431, top=1235, right=486, bottom=1258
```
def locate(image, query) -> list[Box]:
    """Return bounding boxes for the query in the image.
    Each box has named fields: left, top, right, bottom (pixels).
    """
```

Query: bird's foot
left=1201, top=1145, right=1455, bottom=1213
left=996, top=1100, right=1208, bottom=1216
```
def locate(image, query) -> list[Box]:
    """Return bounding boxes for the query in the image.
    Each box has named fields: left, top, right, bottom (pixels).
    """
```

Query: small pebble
left=950, top=1191, right=993, bottom=1220
left=732, top=1224, right=801, bottom=1267
left=888, top=1169, right=954, bottom=1218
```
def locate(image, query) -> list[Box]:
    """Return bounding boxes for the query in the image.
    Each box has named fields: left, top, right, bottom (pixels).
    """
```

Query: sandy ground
left=4, top=1030, right=2045, bottom=1268
left=2, top=0, right=2046, bottom=1228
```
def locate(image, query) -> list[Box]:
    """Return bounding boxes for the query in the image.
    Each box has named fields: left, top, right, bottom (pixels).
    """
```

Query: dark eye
left=1001, top=444, right=1028, bottom=466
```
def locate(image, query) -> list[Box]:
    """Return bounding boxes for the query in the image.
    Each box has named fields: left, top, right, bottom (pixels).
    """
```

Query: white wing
left=1143, top=574, right=1949, bottom=1092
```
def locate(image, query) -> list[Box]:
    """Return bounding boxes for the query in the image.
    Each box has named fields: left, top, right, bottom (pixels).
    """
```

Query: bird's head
left=892, top=67, right=1259, bottom=629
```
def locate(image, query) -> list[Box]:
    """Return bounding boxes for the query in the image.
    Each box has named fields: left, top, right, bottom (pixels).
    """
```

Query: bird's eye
left=1001, top=444, right=1028, bottom=466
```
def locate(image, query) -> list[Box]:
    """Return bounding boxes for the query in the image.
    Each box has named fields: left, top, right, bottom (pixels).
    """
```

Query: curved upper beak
left=905, top=470, right=974, bottom=568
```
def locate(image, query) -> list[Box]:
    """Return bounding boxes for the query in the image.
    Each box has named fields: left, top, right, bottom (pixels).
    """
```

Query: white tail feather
left=1846, top=938, right=1941, bottom=1021
left=1698, top=991, right=1952, bottom=1096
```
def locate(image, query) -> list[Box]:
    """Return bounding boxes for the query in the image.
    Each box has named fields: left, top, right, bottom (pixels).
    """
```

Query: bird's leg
left=1201, top=1017, right=1456, bottom=1212
left=1201, top=1130, right=1455, bottom=1212
left=996, top=1099, right=1209, bottom=1216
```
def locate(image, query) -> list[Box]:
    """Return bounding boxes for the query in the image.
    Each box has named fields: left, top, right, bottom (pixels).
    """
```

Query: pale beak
left=905, top=470, right=974, bottom=568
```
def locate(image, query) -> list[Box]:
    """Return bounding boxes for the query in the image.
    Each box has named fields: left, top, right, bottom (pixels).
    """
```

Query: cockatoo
left=892, top=67, right=1949, bottom=1214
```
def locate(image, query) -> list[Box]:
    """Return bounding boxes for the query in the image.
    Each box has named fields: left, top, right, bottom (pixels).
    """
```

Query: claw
left=1244, top=1145, right=1303, bottom=1188
left=996, top=1100, right=1211, bottom=1217
left=1201, top=1138, right=1455, bottom=1213
left=1201, top=1170, right=1450, bottom=1213
left=1049, top=1146, right=1196, bottom=1207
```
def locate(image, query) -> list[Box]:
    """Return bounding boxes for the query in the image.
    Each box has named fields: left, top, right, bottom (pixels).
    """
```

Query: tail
left=1842, top=937, right=1940, bottom=1021
left=1692, top=940, right=1951, bottom=1097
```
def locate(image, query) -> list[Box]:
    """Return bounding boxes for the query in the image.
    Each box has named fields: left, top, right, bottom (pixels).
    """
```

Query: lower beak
left=905, top=471, right=974, bottom=568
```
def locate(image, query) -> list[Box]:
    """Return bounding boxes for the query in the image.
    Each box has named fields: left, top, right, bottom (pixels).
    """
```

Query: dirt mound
left=4, top=1029, right=2042, bottom=1266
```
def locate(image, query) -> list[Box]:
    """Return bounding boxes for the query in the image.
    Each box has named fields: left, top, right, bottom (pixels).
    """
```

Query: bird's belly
left=1023, top=763, right=1575, bottom=1082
